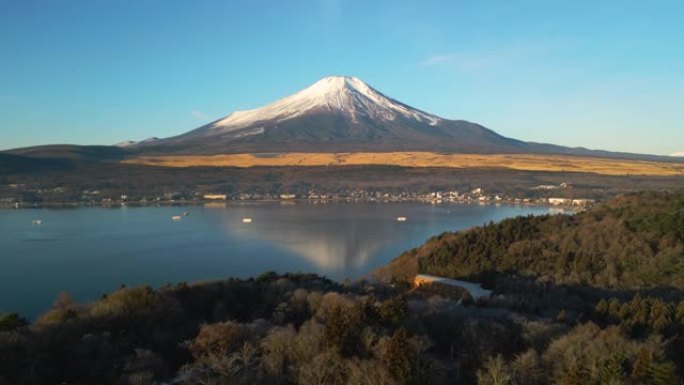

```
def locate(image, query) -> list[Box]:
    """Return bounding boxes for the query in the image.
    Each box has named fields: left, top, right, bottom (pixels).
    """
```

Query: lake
left=0, top=202, right=555, bottom=317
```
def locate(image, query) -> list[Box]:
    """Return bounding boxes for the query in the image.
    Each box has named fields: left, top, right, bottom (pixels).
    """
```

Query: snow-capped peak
left=205, top=76, right=440, bottom=134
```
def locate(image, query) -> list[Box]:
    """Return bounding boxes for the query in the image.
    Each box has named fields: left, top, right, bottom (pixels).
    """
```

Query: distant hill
left=5, top=145, right=129, bottom=161
left=378, top=191, right=684, bottom=290
left=0, top=153, right=71, bottom=174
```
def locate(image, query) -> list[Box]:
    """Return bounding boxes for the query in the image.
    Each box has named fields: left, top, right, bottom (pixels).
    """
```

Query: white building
left=572, top=199, right=595, bottom=206
left=203, top=194, right=227, bottom=200
left=548, top=198, right=572, bottom=205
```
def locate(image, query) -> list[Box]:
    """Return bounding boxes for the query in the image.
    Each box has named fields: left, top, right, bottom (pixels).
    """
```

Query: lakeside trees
left=382, top=191, right=684, bottom=290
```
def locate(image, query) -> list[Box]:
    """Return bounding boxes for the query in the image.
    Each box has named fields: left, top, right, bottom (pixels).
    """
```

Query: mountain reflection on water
left=222, top=203, right=403, bottom=270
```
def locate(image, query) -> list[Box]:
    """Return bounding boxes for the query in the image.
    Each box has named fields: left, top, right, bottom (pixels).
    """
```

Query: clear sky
left=1, top=0, right=683, bottom=155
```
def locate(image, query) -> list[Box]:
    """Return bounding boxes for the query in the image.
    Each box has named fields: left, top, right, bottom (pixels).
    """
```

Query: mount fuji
left=134, top=76, right=535, bottom=154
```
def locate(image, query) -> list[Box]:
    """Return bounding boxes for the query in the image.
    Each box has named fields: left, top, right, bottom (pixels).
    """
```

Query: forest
left=383, top=191, right=684, bottom=289
left=1, top=191, right=683, bottom=384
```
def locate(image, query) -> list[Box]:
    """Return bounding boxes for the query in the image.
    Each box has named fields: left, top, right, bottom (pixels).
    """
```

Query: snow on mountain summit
left=205, top=76, right=441, bottom=134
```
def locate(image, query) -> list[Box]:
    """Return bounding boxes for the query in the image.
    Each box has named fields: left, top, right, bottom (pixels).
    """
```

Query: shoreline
left=0, top=198, right=587, bottom=211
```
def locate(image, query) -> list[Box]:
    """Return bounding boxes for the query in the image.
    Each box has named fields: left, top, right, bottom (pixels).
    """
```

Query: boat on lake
left=242, top=217, right=253, bottom=223
left=31, top=219, right=44, bottom=225
left=171, top=216, right=182, bottom=221
left=396, top=216, right=407, bottom=222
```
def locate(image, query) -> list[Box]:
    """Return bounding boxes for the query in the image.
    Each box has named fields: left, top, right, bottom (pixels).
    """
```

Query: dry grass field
left=123, top=152, right=684, bottom=176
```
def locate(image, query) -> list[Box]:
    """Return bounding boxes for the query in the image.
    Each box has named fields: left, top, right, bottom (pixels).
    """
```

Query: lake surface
left=0, top=202, right=554, bottom=317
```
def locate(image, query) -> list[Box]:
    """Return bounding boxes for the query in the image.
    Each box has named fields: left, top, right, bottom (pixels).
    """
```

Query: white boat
left=31, top=219, right=44, bottom=225
left=242, top=217, right=253, bottom=223
left=171, top=216, right=182, bottom=221
left=396, top=216, right=407, bottom=222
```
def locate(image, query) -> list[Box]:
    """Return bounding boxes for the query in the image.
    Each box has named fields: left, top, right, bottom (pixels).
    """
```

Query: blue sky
left=1, top=0, right=683, bottom=155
